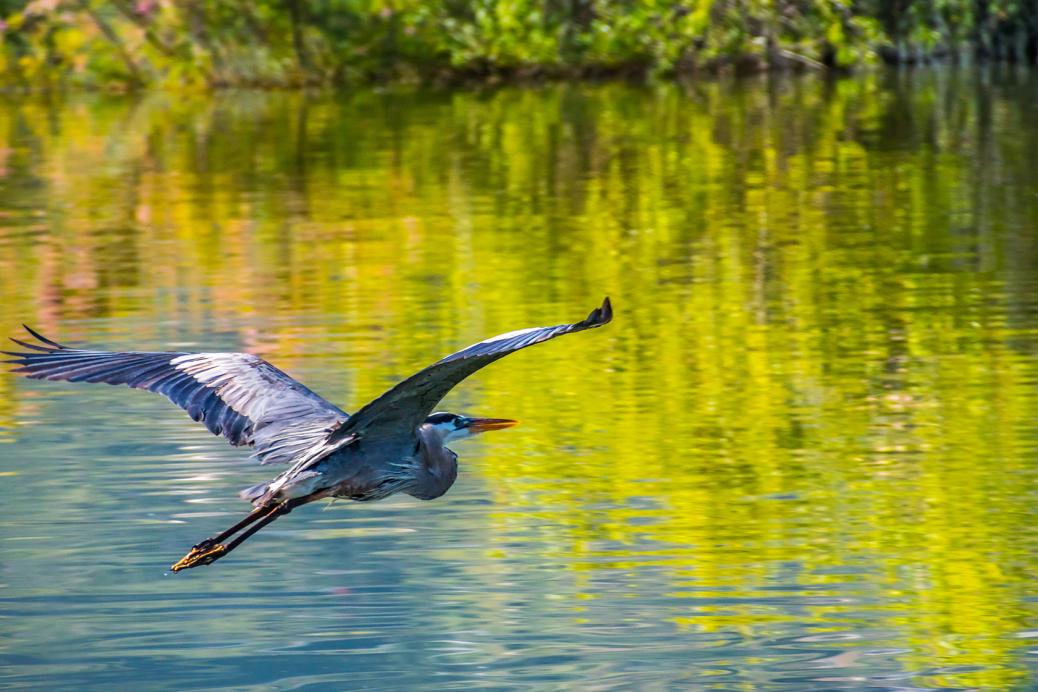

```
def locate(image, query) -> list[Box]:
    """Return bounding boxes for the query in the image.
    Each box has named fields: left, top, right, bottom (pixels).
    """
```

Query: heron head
left=424, top=411, right=519, bottom=443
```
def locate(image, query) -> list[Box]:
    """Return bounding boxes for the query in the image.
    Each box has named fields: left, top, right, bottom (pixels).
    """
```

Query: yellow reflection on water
left=2, top=70, right=1038, bottom=686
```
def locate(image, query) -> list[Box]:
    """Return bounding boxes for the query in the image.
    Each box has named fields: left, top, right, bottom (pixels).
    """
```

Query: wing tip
left=580, top=296, right=613, bottom=329
left=19, top=325, right=66, bottom=350
left=5, top=326, right=65, bottom=369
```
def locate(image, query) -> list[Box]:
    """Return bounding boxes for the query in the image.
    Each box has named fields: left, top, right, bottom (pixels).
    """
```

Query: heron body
left=5, top=298, right=612, bottom=571
left=248, top=417, right=462, bottom=505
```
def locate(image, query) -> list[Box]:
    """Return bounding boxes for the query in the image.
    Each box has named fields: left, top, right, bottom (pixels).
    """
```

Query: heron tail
left=238, top=481, right=270, bottom=504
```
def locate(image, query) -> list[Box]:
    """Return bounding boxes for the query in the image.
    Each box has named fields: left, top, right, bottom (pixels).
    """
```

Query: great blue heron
left=5, top=298, right=612, bottom=571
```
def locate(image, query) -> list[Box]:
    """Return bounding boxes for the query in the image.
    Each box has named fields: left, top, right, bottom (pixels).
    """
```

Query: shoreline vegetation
left=1, top=1, right=1037, bottom=90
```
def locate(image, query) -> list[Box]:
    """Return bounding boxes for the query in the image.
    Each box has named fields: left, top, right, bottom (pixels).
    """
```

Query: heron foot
left=170, top=542, right=227, bottom=572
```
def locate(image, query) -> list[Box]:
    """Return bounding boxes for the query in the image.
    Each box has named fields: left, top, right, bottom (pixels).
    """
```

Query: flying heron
left=5, top=298, right=612, bottom=571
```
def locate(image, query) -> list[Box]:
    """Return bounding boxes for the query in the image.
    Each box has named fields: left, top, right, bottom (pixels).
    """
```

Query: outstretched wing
left=4, top=327, right=348, bottom=466
left=332, top=297, right=612, bottom=442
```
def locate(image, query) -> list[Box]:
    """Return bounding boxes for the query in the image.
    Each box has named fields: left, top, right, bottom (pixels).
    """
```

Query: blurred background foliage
left=0, top=0, right=1035, bottom=89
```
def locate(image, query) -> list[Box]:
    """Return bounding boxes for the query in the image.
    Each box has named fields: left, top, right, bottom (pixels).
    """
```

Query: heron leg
left=170, top=499, right=301, bottom=572
left=195, top=504, right=270, bottom=549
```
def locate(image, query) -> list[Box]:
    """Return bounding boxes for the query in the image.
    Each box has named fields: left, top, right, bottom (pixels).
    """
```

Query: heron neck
left=408, top=425, right=458, bottom=500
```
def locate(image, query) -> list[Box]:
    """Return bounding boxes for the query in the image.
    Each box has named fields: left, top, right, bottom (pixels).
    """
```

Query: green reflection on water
left=2, top=69, right=1038, bottom=688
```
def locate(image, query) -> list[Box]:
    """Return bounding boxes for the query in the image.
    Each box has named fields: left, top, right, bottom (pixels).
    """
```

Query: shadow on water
left=1, top=67, right=1038, bottom=689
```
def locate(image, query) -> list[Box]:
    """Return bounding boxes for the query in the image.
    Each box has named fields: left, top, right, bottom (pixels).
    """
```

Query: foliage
left=0, top=0, right=1035, bottom=88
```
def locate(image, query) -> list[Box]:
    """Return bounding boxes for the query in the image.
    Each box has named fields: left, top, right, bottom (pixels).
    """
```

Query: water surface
left=2, top=69, right=1038, bottom=689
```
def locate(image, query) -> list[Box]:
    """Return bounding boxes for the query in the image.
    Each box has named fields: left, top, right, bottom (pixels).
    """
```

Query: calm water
left=2, top=69, right=1038, bottom=690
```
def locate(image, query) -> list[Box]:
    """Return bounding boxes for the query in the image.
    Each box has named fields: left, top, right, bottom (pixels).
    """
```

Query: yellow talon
left=170, top=543, right=227, bottom=572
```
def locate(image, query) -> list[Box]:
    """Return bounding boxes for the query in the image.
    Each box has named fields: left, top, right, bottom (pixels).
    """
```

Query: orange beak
left=465, top=417, right=520, bottom=434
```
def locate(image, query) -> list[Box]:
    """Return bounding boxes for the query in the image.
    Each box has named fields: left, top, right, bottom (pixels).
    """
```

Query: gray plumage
left=4, top=330, right=347, bottom=467
left=4, top=297, right=613, bottom=571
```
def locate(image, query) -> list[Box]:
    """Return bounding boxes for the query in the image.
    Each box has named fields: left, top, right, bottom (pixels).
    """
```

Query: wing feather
left=332, top=297, right=612, bottom=442
left=5, top=328, right=348, bottom=465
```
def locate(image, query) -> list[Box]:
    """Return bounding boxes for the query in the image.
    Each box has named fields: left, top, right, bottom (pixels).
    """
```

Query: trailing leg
left=170, top=499, right=302, bottom=572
